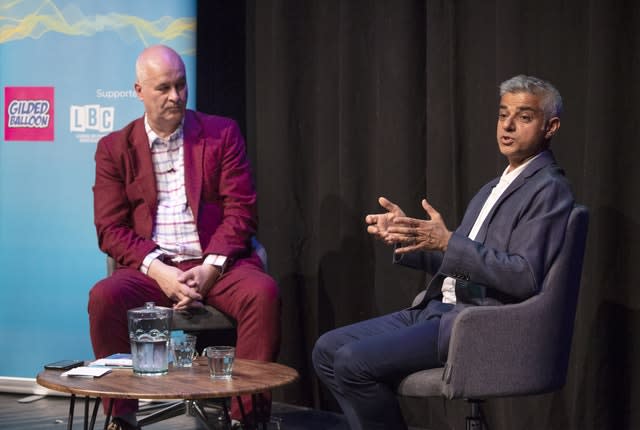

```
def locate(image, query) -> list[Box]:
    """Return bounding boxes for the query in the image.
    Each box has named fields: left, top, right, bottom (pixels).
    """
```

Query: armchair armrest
left=442, top=293, right=569, bottom=399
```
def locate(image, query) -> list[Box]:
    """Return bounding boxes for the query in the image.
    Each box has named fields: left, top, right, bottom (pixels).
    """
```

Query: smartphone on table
left=44, top=360, right=85, bottom=370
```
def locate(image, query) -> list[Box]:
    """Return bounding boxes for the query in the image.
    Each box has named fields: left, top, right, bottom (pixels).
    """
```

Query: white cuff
left=140, top=249, right=163, bottom=275
left=203, top=254, right=227, bottom=272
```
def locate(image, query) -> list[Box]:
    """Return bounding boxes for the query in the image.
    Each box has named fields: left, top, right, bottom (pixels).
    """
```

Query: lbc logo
left=70, top=105, right=114, bottom=133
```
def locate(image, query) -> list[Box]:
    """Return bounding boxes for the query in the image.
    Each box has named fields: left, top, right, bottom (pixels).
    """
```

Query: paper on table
left=61, top=366, right=112, bottom=378
left=90, top=358, right=133, bottom=368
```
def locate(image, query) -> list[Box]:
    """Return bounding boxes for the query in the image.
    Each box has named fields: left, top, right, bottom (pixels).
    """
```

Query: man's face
left=134, top=54, right=187, bottom=136
left=496, top=91, right=559, bottom=170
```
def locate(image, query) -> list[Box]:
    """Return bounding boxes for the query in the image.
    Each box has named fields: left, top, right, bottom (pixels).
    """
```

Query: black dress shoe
left=106, top=417, right=141, bottom=430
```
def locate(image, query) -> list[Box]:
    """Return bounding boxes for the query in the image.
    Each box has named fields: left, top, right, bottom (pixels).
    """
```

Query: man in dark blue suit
left=312, top=75, right=575, bottom=430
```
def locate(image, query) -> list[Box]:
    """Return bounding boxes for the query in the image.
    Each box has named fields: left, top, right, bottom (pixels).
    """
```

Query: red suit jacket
left=93, top=110, right=257, bottom=269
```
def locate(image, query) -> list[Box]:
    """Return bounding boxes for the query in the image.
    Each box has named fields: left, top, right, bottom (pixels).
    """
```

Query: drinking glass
left=204, top=346, right=235, bottom=379
left=171, top=334, right=197, bottom=368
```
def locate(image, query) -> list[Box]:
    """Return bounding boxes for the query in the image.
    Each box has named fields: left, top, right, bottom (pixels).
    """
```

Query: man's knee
left=333, top=343, right=370, bottom=386
left=312, top=332, right=368, bottom=383
left=88, top=278, right=118, bottom=314
left=312, top=331, right=335, bottom=372
left=88, top=272, right=151, bottom=316
left=243, top=274, right=280, bottom=310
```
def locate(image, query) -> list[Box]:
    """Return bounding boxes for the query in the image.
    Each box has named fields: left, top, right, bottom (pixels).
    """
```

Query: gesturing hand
left=386, top=198, right=452, bottom=254
left=365, top=197, right=407, bottom=245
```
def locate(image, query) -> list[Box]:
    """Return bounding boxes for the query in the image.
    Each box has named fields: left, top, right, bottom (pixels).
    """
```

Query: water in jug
left=127, top=302, right=173, bottom=375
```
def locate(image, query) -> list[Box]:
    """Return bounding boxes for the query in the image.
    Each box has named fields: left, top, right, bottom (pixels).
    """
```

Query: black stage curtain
left=198, top=1, right=640, bottom=428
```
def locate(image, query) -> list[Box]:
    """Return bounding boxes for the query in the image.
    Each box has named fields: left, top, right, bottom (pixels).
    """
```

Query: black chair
left=397, top=205, right=589, bottom=430
left=106, top=256, right=237, bottom=338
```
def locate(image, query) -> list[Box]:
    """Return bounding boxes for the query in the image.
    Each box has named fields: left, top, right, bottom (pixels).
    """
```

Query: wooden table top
left=36, top=358, right=298, bottom=400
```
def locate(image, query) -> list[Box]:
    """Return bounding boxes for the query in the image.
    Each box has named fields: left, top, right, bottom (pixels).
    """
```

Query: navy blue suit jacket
left=397, top=150, right=575, bottom=361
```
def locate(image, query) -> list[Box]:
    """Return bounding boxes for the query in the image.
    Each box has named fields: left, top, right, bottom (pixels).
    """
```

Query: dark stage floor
left=0, top=393, right=428, bottom=430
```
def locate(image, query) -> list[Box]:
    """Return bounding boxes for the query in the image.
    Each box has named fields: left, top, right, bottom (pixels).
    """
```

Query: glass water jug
left=127, top=302, right=173, bottom=375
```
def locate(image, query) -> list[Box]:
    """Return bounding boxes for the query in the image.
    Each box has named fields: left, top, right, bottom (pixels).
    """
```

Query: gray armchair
left=397, top=205, right=589, bottom=429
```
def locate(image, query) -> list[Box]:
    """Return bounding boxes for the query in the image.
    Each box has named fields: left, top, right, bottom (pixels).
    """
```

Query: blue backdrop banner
left=0, top=0, right=196, bottom=378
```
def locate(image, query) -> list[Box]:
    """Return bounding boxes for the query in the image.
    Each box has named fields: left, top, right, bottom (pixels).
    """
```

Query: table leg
left=67, top=394, right=76, bottom=430
left=222, top=400, right=231, bottom=427
left=84, top=397, right=89, bottom=430
left=189, top=400, right=219, bottom=430
left=103, top=399, right=113, bottom=430
left=251, top=393, right=268, bottom=430
left=89, top=398, right=102, bottom=430
left=251, top=394, right=258, bottom=430
left=236, top=396, right=249, bottom=428
left=235, top=395, right=268, bottom=430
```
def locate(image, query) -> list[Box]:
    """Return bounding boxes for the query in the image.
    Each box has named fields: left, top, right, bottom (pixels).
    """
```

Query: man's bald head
left=133, top=45, right=188, bottom=137
left=135, top=45, right=184, bottom=84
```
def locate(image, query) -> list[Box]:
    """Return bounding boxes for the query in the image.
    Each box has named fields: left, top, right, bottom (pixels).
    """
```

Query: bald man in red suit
left=88, top=45, right=280, bottom=430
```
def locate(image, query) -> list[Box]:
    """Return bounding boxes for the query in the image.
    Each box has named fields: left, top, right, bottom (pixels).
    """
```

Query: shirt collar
left=500, top=150, right=544, bottom=183
left=144, top=115, right=184, bottom=147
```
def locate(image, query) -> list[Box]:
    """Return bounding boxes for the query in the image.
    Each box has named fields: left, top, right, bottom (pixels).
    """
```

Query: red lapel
left=183, top=110, right=204, bottom=223
left=128, top=118, right=157, bottom=222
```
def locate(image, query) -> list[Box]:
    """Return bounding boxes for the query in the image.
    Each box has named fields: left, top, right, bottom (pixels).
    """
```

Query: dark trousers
left=312, top=299, right=453, bottom=430
left=88, top=255, right=281, bottom=422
